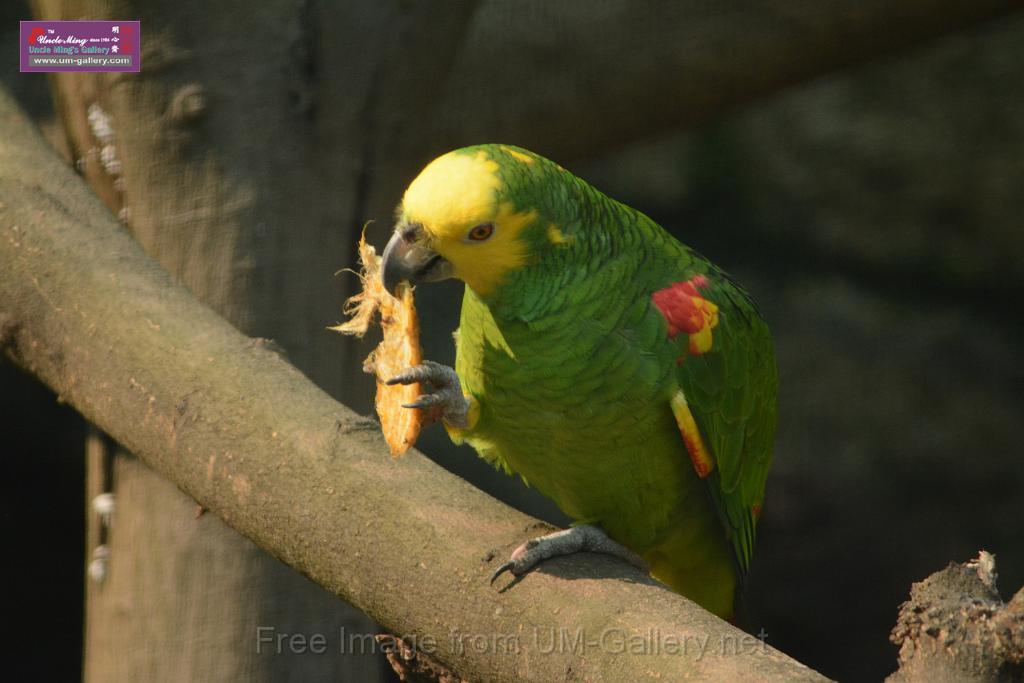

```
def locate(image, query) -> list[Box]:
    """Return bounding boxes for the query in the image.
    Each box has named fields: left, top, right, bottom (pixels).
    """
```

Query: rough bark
left=889, top=552, right=1024, bottom=682
left=30, top=0, right=478, bottom=679
left=0, top=87, right=826, bottom=682
left=376, top=635, right=468, bottom=683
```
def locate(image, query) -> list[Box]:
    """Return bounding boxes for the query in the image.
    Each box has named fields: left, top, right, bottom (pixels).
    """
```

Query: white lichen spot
left=100, top=144, right=122, bottom=176
left=91, top=493, right=116, bottom=527
left=87, top=103, right=124, bottom=181
left=86, top=103, right=115, bottom=145
left=88, top=544, right=110, bottom=584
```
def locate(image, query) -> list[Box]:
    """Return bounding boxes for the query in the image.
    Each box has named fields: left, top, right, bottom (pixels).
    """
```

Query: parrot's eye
left=467, top=223, right=495, bottom=241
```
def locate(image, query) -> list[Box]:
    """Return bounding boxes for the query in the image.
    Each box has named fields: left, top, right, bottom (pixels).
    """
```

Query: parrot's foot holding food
left=387, top=360, right=470, bottom=428
left=490, top=525, right=649, bottom=585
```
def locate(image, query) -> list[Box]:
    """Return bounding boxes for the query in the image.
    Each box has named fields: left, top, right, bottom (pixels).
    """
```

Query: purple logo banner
left=20, top=20, right=140, bottom=73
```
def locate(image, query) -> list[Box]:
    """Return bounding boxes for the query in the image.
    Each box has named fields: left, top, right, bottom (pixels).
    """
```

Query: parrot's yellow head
left=382, top=146, right=547, bottom=298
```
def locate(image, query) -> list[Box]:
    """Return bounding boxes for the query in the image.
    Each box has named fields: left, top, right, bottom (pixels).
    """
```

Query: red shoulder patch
left=652, top=276, right=719, bottom=355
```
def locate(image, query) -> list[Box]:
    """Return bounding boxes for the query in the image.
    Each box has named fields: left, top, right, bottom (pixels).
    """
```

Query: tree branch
left=0, top=89, right=823, bottom=681
left=889, top=552, right=1024, bottom=681
left=431, top=1, right=1020, bottom=160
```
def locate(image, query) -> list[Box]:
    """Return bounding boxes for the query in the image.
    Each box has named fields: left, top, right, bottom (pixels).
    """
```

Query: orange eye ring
left=467, top=223, right=494, bottom=241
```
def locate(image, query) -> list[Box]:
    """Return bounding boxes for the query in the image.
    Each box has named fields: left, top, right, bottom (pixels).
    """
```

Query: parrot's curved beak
left=381, top=224, right=453, bottom=296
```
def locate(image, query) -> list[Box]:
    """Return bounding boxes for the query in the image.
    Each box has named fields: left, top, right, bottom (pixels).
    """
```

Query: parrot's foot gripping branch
left=490, top=525, right=649, bottom=585
left=387, top=360, right=470, bottom=429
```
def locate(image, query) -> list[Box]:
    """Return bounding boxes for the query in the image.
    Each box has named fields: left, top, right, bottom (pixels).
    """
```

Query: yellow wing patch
left=687, top=298, right=719, bottom=355
left=500, top=146, right=535, bottom=164
left=547, top=223, right=571, bottom=245
left=670, top=389, right=715, bottom=478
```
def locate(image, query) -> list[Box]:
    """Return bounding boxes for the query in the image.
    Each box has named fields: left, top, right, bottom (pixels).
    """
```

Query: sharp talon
left=401, top=399, right=425, bottom=410
left=403, top=393, right=443, bottom=410
left=490, top=561, right=516, bottom=584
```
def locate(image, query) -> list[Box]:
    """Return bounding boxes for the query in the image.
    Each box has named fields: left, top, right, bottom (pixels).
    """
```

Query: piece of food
left=332, top=234, right=423, bottom=456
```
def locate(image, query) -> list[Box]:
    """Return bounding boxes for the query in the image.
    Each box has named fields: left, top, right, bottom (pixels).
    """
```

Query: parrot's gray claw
left=387, top=361, right=469, bottom=428
left=490, top=560, right=517, bottom=585
left=490, top=525, right=648, bottom=588
left=401, top=393, right=445, bottom=410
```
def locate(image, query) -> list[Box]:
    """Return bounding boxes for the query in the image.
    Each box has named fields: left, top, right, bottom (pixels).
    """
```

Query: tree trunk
left=31, top=0, right=476, bottom=679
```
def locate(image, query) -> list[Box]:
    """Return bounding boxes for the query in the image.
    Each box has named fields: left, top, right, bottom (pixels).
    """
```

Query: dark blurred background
left=3, top=3, right=1022, bottom=681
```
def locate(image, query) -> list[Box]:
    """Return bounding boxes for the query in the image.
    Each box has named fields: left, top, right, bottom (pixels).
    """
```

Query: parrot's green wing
left=664, top=269, right=777, bottom=578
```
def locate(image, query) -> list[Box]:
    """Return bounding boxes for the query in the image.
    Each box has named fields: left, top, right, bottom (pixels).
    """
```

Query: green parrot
left=381, top=144, right=776, bottom=619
